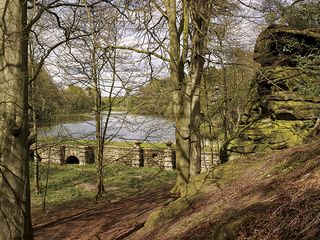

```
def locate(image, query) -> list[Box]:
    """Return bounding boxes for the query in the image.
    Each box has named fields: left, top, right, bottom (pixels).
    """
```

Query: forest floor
left=32, top=187, right=177, bottom=240
left=32, top=140, right=320, bottom=239
left=30, top=162, right=176, bottom=240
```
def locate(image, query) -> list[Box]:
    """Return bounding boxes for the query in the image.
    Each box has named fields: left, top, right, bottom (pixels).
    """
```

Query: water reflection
left=38, top=112, right=175, bottom=143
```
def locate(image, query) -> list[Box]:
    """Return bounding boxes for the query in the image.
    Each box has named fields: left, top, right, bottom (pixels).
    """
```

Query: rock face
left=225, top=25, right=320, bottom=159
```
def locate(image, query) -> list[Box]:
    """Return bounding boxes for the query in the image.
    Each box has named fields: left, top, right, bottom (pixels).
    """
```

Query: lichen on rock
left=225, top=25, right=320, bottom=160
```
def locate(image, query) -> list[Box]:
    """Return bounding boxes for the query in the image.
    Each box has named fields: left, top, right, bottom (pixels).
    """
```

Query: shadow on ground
left=33, top=187, right=177, bottom=240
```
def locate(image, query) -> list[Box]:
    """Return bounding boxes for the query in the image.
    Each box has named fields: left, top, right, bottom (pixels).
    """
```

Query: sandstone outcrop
left=225, top=25, right=320, bottom=158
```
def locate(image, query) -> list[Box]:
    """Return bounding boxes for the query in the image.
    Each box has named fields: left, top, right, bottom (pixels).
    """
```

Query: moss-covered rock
left=254, top=25, right=320, bottom=67
left=255, top=66, right=320, bottom=93
left=268, top=100, right=320, bottom=120
left=225, top=25, right=320, bottom=158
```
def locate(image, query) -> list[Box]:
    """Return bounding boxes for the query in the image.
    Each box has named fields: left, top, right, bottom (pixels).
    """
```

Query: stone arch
left=151, top=153, right=158, bottom=158
left=65, top=155, right=80, bottom=164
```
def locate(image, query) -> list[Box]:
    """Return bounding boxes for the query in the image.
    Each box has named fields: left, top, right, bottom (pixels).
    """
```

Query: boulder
left=225, top=25, right=320, bottom=160
left=254, top=25, right=320, bottom=67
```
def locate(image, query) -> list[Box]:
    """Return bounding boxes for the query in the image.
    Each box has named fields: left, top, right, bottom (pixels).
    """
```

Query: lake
left=38, top=112, right=175, bottom=143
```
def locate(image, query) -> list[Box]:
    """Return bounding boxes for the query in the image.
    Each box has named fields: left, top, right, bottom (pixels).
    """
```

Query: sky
left=35, top=0, right=275, bottom=96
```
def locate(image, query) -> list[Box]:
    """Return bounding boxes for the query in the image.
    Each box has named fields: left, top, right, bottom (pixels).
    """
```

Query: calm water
left=39, top=112, right=175, bottom=143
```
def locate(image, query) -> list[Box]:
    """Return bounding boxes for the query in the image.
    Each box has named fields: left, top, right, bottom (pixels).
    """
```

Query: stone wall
left=103, top=142, right=176, bottom=170
left=36, top=145, right=63, bottom=164
left=201, top=151, right=220, bottom=172
left=36, top=144, right=94, bottom=165
left=35, top=142, right=220, bottom=172
left=103, top=142, right=220, bottom=172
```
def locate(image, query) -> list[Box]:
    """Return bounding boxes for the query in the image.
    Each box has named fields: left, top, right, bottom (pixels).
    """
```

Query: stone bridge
left=36, top=144, right=95, bottom=165
left=35, top=142, right=220, bottom=172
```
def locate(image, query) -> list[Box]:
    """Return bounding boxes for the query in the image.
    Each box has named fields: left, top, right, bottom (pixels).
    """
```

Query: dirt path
left=33, top=188, right=176, bottom=240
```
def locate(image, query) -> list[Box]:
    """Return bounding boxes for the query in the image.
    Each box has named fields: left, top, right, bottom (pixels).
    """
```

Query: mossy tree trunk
left=166, top=0, right=210, bottom=193
left=166, top=0, right=189, bottom=191
left=0, top=0, right=33, bottom=239
left=188, top=2, right=208, bottom=177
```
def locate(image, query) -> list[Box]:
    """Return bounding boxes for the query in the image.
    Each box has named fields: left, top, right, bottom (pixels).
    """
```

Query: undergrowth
left=30, top=162, right=176, bottom=211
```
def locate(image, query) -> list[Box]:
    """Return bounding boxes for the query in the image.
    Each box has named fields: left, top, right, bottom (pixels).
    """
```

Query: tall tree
left=164, top=0, right=211, bottom=191
left=0, top=0, right=33, bottom=239
left=103, top=0, right=234, bottom=192
left=0, top=1, right=99, bottom=237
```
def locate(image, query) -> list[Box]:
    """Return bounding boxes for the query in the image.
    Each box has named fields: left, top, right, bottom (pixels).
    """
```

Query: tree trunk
left=222, top=65, right=228, bottom=142
left=168, top=0, right=209, bottom=192
left=166, top=0, right=190, bottom=193
left=0, top=0, right=33, bottom=239
left=189, top=79, right=202, bottom=177
left=188, top=5, right=207, bottom=177
left=174, top=102, right=191, bottom=191
left=32, top=81, right=41, bottom=195
left=92, top=36, right=105, bottom=201
left=95, top=77, right=105, bottom=201
left=30, top=54, right=41, bottom=195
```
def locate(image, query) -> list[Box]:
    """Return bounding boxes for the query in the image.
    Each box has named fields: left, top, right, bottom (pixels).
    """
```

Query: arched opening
left=65, top=155, right=79, bottom=164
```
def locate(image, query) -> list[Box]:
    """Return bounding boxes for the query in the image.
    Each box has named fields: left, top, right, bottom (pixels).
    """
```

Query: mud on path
left=33, top=187, right=176, bottom=240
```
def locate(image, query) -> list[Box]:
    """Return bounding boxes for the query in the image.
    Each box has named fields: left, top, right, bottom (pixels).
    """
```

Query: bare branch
left=103, top=45, right=170, bottom=62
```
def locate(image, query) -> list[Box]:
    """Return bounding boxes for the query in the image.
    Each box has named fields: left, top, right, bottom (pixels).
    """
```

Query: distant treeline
left=127, top=78, right=175, bottom=119
left=31, top=69, right=94, bottom=125
left=35, top=62, right=255, bottom=140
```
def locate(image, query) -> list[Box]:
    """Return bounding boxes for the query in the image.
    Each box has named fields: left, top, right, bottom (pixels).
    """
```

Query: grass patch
left=30, top=162, right=176, bottom=211
left=38, top=138, right=169, bottom=149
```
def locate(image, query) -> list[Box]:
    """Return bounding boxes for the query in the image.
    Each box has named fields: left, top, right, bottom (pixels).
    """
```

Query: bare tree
left=58, top=3, right=131, bottom=201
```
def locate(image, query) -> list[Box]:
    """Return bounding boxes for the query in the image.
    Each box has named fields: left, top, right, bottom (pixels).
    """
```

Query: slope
left=131, top=140, right=320, bottom=240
